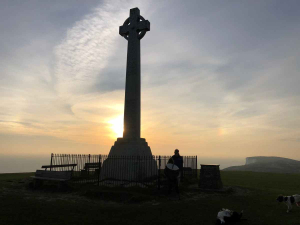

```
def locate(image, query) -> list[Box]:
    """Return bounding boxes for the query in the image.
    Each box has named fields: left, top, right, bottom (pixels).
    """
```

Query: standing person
left=165, top=149, right=183, bottom=197
left=168, top=149, right=183, bottom=181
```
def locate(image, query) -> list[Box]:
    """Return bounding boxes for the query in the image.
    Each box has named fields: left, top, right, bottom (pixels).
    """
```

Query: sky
left=1, top=0, right=300, bottom=172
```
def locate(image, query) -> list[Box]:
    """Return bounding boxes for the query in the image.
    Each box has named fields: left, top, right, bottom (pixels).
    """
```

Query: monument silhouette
left=101, top=8, right=157, bottom=182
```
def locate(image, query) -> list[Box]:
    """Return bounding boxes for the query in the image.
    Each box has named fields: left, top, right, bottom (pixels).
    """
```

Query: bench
left=31, top=164, right=77, bottom=188
left=85, top=162, right=101, bottom=170
left=182, top=167, right=194, bottom=177
left=81, top=162, right=101, bottom=176
left=41, top=164, right=77, bottom=171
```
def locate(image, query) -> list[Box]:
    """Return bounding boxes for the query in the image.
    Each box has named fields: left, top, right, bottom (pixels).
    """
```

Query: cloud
left=54, top=3, right=124, bottom=98
left=53, top=0, right=153, bottom=99
left=1, top=0, right=300, bottom=160
left=0, top=0, right=141, bottom=144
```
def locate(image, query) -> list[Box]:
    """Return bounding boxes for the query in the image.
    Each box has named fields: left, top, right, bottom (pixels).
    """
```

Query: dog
left=276, top=194, right=300, bottom=212
left=216, top=208, right=243, bottom=224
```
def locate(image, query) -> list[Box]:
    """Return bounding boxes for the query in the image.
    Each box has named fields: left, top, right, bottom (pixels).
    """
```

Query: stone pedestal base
left=198, top=164, right=223, bottom=190
left=100, top=138, right=157, bottom=182
left=108, top=138, right=153, bottom=156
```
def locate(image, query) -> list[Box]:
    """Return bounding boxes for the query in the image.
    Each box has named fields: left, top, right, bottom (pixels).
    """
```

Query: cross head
left=119, top=8, right=150, bottom=40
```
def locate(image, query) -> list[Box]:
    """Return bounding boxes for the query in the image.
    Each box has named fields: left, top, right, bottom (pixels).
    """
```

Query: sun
left=107, top=115, right=124, bottom=138
left=218, top=127, right=228, bottom=136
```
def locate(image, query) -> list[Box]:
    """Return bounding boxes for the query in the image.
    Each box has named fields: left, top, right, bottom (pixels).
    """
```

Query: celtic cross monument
left=106, top=7, right=153, bottom=157
left=101, top=8, right=156, bottom=182
left=120, top=7, right=150, bottom=139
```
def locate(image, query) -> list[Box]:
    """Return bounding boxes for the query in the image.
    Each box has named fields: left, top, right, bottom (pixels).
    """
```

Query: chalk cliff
left=223, top=156, right=300, bottom=173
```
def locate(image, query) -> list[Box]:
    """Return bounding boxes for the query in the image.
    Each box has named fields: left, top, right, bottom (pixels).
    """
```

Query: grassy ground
left=1, top=171, right=300, bottom=225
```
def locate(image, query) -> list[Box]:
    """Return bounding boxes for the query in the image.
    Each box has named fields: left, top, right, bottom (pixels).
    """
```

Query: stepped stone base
left=100, top=138, right=157, bottom=181
left=198, top=164, right=223, bottom=190
left=109, top=138, right=153, bottom=156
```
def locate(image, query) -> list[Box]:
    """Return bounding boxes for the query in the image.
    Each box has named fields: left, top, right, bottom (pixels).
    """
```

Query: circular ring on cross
left=121, top=16, right=147, bottom=40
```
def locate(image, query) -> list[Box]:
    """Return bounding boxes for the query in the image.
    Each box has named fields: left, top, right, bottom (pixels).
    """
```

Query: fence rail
left=48, top=153, right=197, bottom=188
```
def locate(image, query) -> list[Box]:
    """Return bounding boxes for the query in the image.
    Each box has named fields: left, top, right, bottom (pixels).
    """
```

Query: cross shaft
left=119, top=8, right=150, bottom=139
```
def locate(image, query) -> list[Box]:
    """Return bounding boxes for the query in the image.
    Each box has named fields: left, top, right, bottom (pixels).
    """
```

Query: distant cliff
left=223, top=156, right=300, bottom=173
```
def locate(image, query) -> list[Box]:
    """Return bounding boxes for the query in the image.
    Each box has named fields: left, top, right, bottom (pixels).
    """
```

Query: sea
left=0, top=154, right=245, bottom=173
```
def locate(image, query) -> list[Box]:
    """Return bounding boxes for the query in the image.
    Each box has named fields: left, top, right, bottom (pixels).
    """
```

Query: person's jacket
left=168, top=155, right=183, bottom=170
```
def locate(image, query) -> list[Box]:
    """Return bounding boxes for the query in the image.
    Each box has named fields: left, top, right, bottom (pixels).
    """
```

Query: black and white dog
left=276, top=194, right=300, bottom=213
left=216, top=208, right=244, bottom=224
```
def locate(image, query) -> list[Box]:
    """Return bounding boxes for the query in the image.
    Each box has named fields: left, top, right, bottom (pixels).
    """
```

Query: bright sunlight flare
left=107, top=115, right=124, bottom=139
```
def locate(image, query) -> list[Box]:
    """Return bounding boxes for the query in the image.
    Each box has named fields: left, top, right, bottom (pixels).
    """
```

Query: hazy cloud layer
left=1, top=0, right=300, bottom=170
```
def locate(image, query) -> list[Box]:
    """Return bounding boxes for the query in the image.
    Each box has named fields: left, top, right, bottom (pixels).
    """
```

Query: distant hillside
left=223, top=156, right=300, bottom=173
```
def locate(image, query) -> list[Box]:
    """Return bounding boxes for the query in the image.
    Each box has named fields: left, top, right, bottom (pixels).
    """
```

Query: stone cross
left=119, top=8, right=150, bottom=139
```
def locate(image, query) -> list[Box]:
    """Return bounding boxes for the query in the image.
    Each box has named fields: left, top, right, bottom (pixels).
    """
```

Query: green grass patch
left=1, top=171, right=300, bottom=225
left=221, top=171, right=300, bottom=193
left=0, top=172, right=34, bottom=181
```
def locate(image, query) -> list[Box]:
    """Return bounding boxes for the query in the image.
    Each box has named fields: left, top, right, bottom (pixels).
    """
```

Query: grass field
left=1, top=171, right=300, bottom=225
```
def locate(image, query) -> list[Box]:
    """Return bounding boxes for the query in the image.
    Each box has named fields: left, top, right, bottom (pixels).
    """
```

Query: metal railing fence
left=48, top=153, right=197, bottom=188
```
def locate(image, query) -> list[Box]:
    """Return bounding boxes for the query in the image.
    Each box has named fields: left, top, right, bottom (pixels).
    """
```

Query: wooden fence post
left=158, top=156, right=161, bottom=190
left=50, top=153, right=53, bottom=171
left=98, top=154, right=101, bottom=186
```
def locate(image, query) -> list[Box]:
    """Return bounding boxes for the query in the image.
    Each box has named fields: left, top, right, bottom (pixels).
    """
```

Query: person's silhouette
left=166, top=149, right=183, bottom=197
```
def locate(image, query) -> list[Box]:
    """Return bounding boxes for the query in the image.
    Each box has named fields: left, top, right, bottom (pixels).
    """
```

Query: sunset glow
left=1, top=0, right=300, bottom=174
left=107, top=115, right=124, bottom=139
